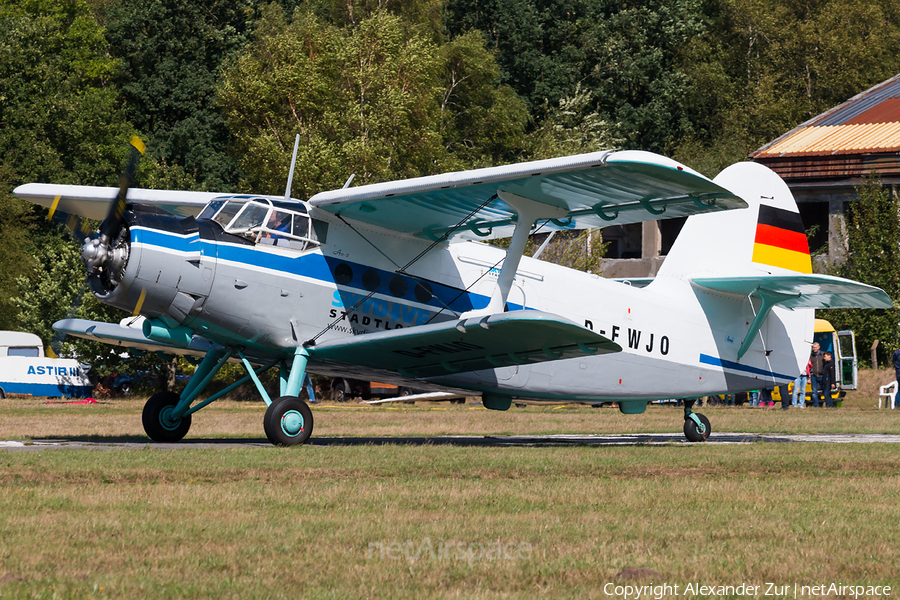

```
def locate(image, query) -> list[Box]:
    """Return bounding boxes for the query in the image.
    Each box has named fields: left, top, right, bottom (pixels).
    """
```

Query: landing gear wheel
left=142, top=391, right=191, bottom=442
left=264, top=396, right=313, bottom=446
left=683, top=413, right=711, bottom=442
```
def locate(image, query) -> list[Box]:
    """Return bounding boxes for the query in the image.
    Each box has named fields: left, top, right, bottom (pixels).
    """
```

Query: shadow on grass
left=17, top=432, right=789, bottom=449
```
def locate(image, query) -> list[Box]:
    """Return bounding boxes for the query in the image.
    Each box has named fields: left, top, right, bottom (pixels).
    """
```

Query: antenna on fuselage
left=284, top=134, right=300, bottom=202
left=343, top=174, right=355, bottom=189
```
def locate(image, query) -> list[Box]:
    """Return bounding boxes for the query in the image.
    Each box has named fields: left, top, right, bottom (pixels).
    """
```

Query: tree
left=674, top=0, right=900, bottom=174
left=103, top=0, right=258, bottom=191
left=829, top=178, right=900, bottom=368
left=444, top=0, right=707, bottom=153
left=218, top=7, right=527, bottom=197
left=529, top=85, right=624, bottom=160
left=0, top=0, right=133, bottom=334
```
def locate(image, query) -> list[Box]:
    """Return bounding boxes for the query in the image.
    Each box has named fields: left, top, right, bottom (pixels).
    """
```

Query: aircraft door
left=837, top=330, right=858, bottom=389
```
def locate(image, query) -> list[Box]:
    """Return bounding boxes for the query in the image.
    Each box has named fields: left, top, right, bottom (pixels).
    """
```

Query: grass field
left=1, top=392, right=899, bottom=599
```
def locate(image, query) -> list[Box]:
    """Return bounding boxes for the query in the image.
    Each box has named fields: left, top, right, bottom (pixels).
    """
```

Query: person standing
left=809, top=342, right=825, bottom=407
left=822, top=351, right=837, bottom=408
left=893, top=346, right=900, bottom=409
left=792, top=357, right=811, bottom=408
left=779, top=383, right=791, bottom=410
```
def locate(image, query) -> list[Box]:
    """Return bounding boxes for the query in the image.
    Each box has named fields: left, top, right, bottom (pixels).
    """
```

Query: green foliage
left=0, top=0, right=131, bottom=186
left=829, top=178, right=900, bottom=367
left=445, top=0, right=707, bottom=153
left=103, top=0, right=258, bottom=191
left=529, top=85, right=625, bottom=160
left=0, top=197, right=34, bottom=330
left=0, top=0, right=133, bottom=336
left=218, top=7, right=527, bottom=197
left=676, top=0, right=900, bottom=169
left=532, top=229, right=608, bottom=273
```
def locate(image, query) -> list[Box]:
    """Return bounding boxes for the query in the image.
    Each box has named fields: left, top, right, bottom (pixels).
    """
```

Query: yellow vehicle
left=709, top=319, right=856, bottom=406
left=772, top=319, right=856, bottom=405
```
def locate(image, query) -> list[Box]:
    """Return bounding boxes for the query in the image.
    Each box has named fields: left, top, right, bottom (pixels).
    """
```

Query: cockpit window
left=197, top=200, right=225, bottom=221
left=212, top=201, right=243, bottom=228
left=200, top=197, right=324, bottom=251
left=230, top=203, right=268, bottom=232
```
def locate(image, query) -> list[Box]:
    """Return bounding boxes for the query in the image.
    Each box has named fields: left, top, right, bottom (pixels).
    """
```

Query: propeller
left=45, top=136, right=147, bottom=358
left=82, top=136, right=145, bottom=282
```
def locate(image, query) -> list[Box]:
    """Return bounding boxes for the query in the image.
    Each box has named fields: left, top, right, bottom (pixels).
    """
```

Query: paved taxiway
left=2, top=432, right=900, bottom=450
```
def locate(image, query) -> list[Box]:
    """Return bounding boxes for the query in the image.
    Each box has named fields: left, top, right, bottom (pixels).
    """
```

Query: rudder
left=657, top=162, right=811, bottom=280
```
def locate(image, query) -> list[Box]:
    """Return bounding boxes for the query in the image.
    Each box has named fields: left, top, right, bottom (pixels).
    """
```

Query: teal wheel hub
left=159, top=405, right=182, bottom=431
left=281, top=410, right=305, bottom=437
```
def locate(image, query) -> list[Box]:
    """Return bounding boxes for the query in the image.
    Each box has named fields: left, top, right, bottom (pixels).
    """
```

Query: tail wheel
left=264, top=396, right=314, bottom=446
left=142, top=391, right=191, bottom=442
left=683, top=413, right=711, bottom=443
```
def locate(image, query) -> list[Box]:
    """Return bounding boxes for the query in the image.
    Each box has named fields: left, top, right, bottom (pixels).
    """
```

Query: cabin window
left=201, top=198, right=323, bottom=251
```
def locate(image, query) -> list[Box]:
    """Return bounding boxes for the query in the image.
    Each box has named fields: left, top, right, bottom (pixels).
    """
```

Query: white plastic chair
left=878, top=382, right=897, bottom=409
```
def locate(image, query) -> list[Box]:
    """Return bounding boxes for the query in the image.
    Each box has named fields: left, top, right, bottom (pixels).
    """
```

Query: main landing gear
left=141, top=346, right=313, bottom=446
left=682, top=399, right=711, bottom=442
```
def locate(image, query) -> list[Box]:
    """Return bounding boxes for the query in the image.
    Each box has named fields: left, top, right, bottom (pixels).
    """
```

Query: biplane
left=14, top=141, right=890, bottom=444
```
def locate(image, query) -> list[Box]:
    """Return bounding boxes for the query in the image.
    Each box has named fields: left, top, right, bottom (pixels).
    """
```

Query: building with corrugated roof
left=752, top=73, right=900, bottom=267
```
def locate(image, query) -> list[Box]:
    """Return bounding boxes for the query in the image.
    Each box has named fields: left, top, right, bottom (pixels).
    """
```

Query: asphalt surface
left=3, top=432, right=900, bottom=450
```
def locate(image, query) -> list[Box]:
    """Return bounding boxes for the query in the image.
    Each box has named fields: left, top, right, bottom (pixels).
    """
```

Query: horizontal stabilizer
left=53, top=318, right=217, bottom=358
left=692, top=274, right=892, bottom=360
left=691, top=274, right=893, bottom=310
left=309, top=311, right=620, bottom=379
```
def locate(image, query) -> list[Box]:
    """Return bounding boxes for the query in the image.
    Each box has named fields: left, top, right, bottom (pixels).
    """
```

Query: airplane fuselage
left=104, top=199, right=810, bottom=405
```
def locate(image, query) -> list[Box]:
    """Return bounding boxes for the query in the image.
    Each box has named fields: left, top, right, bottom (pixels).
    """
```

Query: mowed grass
left=2, top=393, right=900, bottom=441
left=0, top=445, right=898, bottom=599
left=1, top=395, right=900, bottom=598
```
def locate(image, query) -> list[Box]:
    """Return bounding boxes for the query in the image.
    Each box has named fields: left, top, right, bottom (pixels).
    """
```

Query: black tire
left=264, top=396, right=314, bottom=446
left=683, top=413, right=711, bottom=442
left=142, top=391, right=191, bottom=442
left=331, top=379, right=351, bottom=403
left=117, top=382, right=133, bottom=396
left=0, top=387, right=5, bottom=399
left=331, top=386, right=345, bottom=403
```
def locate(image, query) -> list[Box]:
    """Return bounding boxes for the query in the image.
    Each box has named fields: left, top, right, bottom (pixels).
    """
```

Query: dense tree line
left=2, top=0, right=900, bottom=365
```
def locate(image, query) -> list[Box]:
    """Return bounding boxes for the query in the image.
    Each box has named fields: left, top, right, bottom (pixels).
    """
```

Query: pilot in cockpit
left=264, top=211, right=292, bottom=241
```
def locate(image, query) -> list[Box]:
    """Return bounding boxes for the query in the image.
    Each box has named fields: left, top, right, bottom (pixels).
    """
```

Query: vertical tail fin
left=658, top=161, right=811, bottom=279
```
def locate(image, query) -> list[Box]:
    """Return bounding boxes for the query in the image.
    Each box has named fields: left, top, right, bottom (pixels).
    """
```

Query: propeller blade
left=100, top=136, right=146, bottom=241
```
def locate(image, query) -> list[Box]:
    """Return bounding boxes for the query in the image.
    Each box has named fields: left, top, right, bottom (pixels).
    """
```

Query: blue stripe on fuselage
left=699, top=353, right=792, bottom=381
left=130, top=227, right=517, bottom=313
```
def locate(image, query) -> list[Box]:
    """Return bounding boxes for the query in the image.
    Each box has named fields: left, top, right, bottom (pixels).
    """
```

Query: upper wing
left=691, top=274, right=893, bottom=310
left=54, top=318, right=218, bottom=358
left=14, top=184, right=243, bottom=220
left=309, top=150, right=748, bottom=241
left=309, top=310, right=620, bottom=379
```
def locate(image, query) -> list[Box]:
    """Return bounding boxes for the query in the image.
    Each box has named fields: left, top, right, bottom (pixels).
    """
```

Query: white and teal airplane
left=14, top=141, right=891, bottom=445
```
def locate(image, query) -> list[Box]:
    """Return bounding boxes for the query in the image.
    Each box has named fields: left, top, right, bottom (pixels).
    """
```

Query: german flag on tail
left=751, top=205, right=811, bottom=273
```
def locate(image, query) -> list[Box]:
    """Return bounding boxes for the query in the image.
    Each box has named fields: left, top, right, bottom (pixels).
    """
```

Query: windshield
left=201, top=198, right=324, bottom=251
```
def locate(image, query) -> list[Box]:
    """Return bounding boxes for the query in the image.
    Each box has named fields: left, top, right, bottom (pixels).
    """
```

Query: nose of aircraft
left=84, top=223, right=131, bottom=298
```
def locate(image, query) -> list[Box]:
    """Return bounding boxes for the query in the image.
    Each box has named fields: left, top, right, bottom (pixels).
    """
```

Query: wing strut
left=738, top=287, right=800, bottom=361
left=462, top=191, right=568, bottom=317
